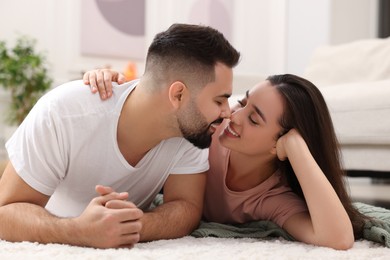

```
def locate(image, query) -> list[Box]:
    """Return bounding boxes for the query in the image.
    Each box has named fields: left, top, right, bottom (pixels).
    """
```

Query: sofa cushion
left=304, top=37, right=390, bottom=87
left=320, top=79, right=390, bottom=145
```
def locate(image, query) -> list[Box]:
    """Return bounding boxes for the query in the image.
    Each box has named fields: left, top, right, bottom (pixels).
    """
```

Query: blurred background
left=0, top=0, right=384, bottom=87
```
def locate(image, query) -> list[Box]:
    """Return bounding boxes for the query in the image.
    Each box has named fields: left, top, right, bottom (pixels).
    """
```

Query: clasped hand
left=76, top=185, right=143, bottom=248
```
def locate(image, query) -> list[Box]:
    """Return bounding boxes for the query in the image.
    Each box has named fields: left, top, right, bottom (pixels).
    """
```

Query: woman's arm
left=277, top=129, right=354, bottom=250
left=83, top=69, right=126, bottom=100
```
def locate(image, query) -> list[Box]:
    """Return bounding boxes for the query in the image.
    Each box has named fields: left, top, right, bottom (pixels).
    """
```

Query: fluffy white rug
left=0, top=236, right=388, bottom=260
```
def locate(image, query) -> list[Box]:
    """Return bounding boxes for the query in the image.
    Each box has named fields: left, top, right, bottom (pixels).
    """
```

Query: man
left=0, top=24, right=240, bottom=248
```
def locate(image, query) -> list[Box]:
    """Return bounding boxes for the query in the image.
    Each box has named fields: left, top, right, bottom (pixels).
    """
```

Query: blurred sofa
left=303, top=37, right=390, bottom=175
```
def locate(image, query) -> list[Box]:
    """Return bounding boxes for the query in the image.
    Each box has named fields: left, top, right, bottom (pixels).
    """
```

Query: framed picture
left=80, top=0, right=146, bottom=59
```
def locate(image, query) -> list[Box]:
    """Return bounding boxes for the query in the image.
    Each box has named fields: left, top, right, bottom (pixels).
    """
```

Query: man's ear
left=168, top=81, right=187, bottom=109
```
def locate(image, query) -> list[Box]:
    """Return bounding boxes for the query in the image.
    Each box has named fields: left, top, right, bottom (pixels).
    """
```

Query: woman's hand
left=276, top=129, right=306, bottom=161
left=83, top=69, right=126, bottom=100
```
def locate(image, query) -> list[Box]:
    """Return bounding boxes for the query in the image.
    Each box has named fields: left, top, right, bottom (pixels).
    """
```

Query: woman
left=83, top=71, right=367, bottom=250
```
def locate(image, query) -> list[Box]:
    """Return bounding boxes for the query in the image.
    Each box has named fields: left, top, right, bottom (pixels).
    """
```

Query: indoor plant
left=0, top=35, right=52, bottom=125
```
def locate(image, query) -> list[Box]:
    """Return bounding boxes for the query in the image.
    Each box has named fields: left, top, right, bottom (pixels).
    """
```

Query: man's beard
left=177, top=100, right=222, bottom=149
left=180, top=122, right=213, bottom=149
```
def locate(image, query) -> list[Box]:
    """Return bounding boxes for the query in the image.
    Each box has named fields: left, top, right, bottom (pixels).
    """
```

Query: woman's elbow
left=326, top=233, right=354, bottom=250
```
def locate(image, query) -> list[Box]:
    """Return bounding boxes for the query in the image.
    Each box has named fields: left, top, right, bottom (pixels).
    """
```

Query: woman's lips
left=223, top=124, right=240, bottom=138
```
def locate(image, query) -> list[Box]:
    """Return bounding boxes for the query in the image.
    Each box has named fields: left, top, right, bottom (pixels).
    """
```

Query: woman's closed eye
left=237, top=99, right=246, bottom=107
left=237, top=100, right=260, bottom=125
left=249, top=113, right=259, bottom=125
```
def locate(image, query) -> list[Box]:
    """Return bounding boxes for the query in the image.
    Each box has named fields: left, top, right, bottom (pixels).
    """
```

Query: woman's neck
left=226, top=150, right=278, bottom=192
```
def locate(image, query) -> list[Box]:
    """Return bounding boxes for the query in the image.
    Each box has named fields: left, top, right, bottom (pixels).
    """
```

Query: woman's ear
left=270, top=144, right=278, bottom=155
left=270, top=133, right=280, bottom=156
left=168, top=81, right=187, bottom=109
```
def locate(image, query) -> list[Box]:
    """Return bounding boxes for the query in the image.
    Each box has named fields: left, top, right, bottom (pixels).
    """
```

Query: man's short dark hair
left=144, top=23, right=240, bottom=90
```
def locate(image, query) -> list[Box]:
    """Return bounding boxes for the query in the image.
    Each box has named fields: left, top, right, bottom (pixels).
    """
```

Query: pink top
left=203, top=123, right=308, bottom=227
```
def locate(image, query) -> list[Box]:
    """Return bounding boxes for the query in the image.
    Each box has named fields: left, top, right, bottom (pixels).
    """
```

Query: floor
left=347, top=176, right=390, bottom=209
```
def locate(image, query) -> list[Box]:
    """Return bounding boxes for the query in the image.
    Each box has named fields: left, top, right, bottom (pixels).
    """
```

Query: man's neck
left=117, top=84, right=177, bottom=166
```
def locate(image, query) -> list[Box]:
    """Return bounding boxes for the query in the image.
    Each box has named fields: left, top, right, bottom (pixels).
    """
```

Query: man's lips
left=209, top=123, right=219, bottom=133
left=223, top=124, right=240, bottom=137
left=209, top=119, right=224, bottom=133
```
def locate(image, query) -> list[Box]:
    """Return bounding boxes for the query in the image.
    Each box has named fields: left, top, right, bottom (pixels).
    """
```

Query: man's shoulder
left=35, top=79, right=115, bottom=118
left=46, top=79, right=138, bottom=102
left=41, top=80, right=90, bottom=102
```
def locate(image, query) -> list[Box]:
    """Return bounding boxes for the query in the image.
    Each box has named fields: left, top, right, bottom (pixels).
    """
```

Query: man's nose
left=220, top=102, right=231, bottom=119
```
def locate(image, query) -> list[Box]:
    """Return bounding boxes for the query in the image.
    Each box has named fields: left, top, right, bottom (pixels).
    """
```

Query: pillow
left=320, top=79, right=390, bottom=144
left=304, top=37, right=390, bottom=87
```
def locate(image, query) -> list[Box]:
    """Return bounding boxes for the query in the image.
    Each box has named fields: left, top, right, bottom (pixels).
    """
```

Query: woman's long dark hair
left=268, top=74, right=367, bottom=239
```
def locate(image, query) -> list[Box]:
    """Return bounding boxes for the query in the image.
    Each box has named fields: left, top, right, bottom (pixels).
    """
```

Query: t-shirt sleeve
left=5, top=95, right=68, bottom=196
left=169, top=141, right=209, bottom=174
left=260, top=190, right=308, bottom=228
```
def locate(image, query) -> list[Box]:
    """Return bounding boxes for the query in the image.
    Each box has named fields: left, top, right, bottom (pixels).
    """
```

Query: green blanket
left=191, top=202, right=390, bottom=247
left=152, top=195, right=390, bottom=247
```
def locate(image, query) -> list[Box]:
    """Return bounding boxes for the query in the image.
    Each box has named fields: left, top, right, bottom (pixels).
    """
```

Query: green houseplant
left=0, top=36, right=52, bottom=125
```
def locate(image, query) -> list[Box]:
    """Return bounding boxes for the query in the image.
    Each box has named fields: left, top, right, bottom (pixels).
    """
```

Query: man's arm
left=140, top=173, right=206, bottom=241
left=0, top=161, right=143, bottom=248
left=101, top=172, right=206, bottom=241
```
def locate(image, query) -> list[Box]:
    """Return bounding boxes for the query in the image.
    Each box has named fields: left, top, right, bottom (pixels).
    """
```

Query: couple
left=0, top=24, right=366, bottom=250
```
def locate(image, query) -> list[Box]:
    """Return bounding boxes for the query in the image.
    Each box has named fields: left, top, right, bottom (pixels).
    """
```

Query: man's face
left=177, top=63, right=233, bottom=148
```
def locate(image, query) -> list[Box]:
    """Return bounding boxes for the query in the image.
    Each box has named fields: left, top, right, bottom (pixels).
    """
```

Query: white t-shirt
left=6, top=80, right=209, bottom=217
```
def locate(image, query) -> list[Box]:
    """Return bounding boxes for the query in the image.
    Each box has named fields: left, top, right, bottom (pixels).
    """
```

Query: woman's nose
left=229, top=109, right=242, bottom=124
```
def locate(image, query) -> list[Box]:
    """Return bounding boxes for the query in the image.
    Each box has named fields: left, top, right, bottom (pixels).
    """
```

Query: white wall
left=0, top=0, right=378, bottom=85
left=0, top=0, right=284, bottom=83
left=286, top=0, right=378, bottom=75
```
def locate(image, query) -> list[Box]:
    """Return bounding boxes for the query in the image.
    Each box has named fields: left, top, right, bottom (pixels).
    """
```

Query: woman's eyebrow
left=246, top=90, right=267, bottom=123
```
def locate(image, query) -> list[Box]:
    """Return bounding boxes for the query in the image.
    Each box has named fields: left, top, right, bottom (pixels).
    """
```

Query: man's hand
left=83, top=69, right=126, bottom=100
left=74, top=186, right=143, bottom=248
left=95, top=185, right=141, bottom=213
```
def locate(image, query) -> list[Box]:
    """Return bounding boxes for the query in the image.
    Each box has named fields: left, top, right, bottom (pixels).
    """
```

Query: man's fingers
left=95, top=185, right=115, bottom=196
left=121, top=218, right=143, bottom=232
left=111, top=206, right=144, bottom=221
left=94, top=192, right=128, bottom=205
left=118, top=216, right=143, bottom=247
left=106, top=207, right=143, bottom=224
left=105, top=199, right=137, bottom=209
left=118, top=232, right=141, bottom=248
left=95, top=185, right=129, bottom=202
